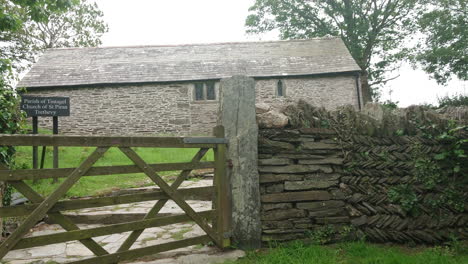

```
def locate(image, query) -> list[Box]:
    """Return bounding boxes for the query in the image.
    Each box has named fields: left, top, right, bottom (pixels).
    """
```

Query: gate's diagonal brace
left=117, top=148, right=209, bottom=252
left=9, top=181, right=109, bottom=256
left=119, top=147, right=222, bottom=247
left=0, top=147, right=109, bottom=260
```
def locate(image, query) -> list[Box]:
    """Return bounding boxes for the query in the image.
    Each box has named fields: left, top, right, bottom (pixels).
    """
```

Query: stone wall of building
left=24, top=74, right=359, bottom=135
left=258, top=128, right=468, bottom=244
left=255, top=75, right=360, bottom=109
left=26, top=84, right=194, bottom=135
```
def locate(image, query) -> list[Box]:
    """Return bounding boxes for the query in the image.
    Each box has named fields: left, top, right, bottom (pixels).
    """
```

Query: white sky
left=93, top=0, right=467, bottom=107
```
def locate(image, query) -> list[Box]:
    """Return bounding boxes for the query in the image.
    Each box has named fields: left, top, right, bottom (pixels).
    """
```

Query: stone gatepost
left=218, top=75, right=262, bottom=249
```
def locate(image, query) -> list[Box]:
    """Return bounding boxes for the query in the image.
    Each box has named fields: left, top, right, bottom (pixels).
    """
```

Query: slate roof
left=18, top=37, right=361, bottom=88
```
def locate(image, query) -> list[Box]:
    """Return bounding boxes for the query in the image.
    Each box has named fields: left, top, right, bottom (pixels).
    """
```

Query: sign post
left=53, top=116, right=59, bottom=169
left=32, top=117, right=38, bottom=169
left=20, top=96, right=70, bottom=172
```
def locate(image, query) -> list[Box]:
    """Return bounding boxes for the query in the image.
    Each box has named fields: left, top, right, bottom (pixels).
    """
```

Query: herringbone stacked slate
left=258, top=128, right=468, bottom=243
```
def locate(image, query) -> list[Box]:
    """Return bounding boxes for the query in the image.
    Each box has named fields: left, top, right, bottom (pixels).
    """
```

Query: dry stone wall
left=259, top=128, right=347, bottom=242
left=258, top=128, right=468, bottom=244
left=343, top=135, right=467, bottom=244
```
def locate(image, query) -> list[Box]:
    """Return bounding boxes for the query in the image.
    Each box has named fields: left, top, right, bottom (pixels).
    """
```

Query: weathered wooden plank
left=9, top=181, right=109, bottom=257
left=0, top=161, right=214, bottom=181
left=32, top=117, right=38, bottom=170
left=183, top=137, right=228, bottom=144
left=117, top=148, right=209, bottom=252
left=1, top=186, right=214, bottom=217
left=0, top=134, right=218, bottom=148
left=118, top=147, right=220, bottom=247
left=55, top=213, right=150, bottom=225
left=213, top=126, right=231, bottom=248
left=13, top=210, right=215, bottom=250
left=0, top=147, right=108, bottom=259
left=68, top=235, right=211, bottom=264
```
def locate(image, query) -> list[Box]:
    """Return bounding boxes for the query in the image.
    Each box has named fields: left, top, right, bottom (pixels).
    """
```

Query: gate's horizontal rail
left=13, top=210, right=215, bottom=250
left=0, top=186, right=214, bottom=217
left=0, top=134, right=226, bottom=148
left=69, top=235, right=211, bottom=264
left=0, top=161, right=215, bottom=181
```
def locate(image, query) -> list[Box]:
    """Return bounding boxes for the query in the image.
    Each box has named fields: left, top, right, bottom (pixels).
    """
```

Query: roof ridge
left=47, top=36, right=342, bottom=51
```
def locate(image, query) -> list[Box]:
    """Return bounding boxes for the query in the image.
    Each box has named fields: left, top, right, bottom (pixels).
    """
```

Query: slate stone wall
left=255, top=75, right=360, bottom=109
left=25, top=83, right=219, bottom=135
left=24, top=75, right=359, bottom=135
left=258, top=128, right=468, bottom=244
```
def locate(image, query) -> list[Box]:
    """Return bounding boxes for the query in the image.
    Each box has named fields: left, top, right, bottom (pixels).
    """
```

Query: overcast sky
left=93, top=0, right=466, bottom=107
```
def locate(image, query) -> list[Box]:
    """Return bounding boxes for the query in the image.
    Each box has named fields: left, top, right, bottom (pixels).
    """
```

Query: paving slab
left=1, top=180, right=245, bottom=264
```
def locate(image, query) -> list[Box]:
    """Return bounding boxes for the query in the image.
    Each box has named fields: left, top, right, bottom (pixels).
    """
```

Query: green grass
left=13, top=145, right=213, bottom=198
left=225, top=240, right=468, bottom=264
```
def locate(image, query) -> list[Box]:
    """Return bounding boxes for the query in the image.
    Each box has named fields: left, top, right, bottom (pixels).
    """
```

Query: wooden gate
left=0, top=126, right=230, bottom=263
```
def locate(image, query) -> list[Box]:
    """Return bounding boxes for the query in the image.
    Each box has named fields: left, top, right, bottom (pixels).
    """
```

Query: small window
left=195, top=83, right=204, bottom=100
left=194, top=82, right=216, bottom=101
left=195, top=83, right=205, bottom=101
left=277, top=80, right=284, bottom=97
left=206, top=82, right=216, bottom=100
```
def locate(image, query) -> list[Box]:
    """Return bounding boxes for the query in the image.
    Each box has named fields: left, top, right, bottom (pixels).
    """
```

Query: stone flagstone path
left=2, top=180, right=244, bottom=264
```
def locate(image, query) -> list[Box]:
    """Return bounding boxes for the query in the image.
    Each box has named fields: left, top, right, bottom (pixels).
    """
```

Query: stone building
left=18, top=37, right=362, bottom=135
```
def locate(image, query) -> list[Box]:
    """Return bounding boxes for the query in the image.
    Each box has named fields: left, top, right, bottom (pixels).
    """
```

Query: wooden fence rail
left=0, top=134, right=227, bottom=147
left=0, top=126, right=231, bottom=263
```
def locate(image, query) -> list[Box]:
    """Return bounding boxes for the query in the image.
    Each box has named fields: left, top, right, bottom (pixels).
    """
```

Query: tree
left=245, top=0, right=423, bottom=102
left=0, top=0, right=80, bottom=234
left=1, top=0, right=81, bottom=160
left=1, top=0, right=76, bottom=72
left=413, top=0, right=467, bottom=85
left=2, top=0, right=108, bottom=72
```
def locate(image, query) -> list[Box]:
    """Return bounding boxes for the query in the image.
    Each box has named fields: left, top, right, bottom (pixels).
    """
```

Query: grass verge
left=225, top=240, right=468, bottom=264
left=12, top=145, right=213, bottom=198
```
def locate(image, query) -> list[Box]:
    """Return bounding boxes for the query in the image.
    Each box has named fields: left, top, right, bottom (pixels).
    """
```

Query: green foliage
left=437, top=94, right=468, bottom=108
left=306, top=225, right=336, bottom=245
left=0, top=86, right=25, bottom=164
left=447, top=235, right=468, bottom=255
left=225, top=240, right=468, bottom=264
left=245, top=0, right=423, bottom=100
left=412, top=0, right=467, bottom=84
left=0, top=87, right=25, bottom=208
left=228, top=240, right=340, bottom=264
left=395, top=129, right=405, bottom=136
left=0, top=70, right=25, bottom=234
left=2, top=0, right=108, bottom=73
left=381, top=99, right=399, bottom=110
left=1, top=184, right=12, bottom=206
left=304, top=225, right=357, bottom=245
left=388, top=184, right=419, bottom=214
left=414, top=153, right=443, bottom=189
left=0, top=0, right=77, bottom=31
left=389, top=126, right=467, bottom=214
